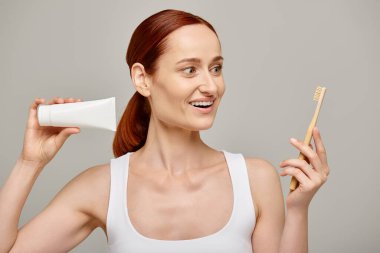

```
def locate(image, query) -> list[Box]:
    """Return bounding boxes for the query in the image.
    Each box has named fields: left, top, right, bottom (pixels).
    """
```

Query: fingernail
left=290, top=138, right=297, bottom=143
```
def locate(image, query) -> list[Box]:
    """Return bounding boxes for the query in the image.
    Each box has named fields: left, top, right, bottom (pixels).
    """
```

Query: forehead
left=162, top=24, right=221, bottom=62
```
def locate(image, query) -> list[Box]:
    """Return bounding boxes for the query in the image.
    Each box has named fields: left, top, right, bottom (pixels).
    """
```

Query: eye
left=183, top=66, right=196, bottom=75
left=211, top=65, right=223, bottom=75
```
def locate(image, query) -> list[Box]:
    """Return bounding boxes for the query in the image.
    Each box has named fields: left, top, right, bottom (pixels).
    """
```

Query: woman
left=0, top=9, right=329, bottom=253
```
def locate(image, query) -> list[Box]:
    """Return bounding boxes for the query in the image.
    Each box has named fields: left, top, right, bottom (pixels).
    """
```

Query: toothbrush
left=289, top=86, right=327, bottom=191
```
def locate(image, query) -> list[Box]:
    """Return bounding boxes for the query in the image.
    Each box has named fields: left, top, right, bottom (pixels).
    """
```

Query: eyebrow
left=175, top=56, right=224, bottom=65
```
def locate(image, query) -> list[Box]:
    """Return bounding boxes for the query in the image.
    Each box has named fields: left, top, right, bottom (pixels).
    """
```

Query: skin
left=0, top=24, right=329, bottom=253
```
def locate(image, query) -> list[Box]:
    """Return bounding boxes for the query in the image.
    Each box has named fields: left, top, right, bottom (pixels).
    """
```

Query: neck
left=136, top=115, right=213, bottom=176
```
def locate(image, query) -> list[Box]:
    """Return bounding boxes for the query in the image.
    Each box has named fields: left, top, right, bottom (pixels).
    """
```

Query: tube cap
left=37, top=105, right=51, bottom=126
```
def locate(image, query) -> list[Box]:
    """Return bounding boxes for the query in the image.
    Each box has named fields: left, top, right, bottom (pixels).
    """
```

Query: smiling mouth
left=189, top=100, right=214, bottom=108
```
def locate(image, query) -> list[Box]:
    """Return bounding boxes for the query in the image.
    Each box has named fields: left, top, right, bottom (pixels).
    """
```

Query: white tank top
left=106, top=150, right=256, bottom=253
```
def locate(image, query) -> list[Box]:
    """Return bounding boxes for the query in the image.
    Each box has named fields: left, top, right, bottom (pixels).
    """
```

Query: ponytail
left=113, top=92, right=151, bottom=157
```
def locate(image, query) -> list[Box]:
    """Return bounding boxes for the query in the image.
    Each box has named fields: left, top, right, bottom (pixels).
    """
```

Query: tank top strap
left=221, top=150, right=256, bottom=235
left=107, top=153, right=130, bottom=245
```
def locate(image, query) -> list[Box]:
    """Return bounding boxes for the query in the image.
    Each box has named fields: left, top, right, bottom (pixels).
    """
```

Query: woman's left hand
left=279, top=126, right=330, bottom=210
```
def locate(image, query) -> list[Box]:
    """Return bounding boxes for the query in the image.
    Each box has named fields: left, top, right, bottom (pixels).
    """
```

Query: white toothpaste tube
left=37, top=97, right=116, bottom=131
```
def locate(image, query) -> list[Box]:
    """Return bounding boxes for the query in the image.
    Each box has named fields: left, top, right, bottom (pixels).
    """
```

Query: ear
left=131, top=63, right=152, bottom=97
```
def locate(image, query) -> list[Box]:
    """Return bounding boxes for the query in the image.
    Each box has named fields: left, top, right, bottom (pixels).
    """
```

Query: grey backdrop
left=1, top=0, right=379, bottom=252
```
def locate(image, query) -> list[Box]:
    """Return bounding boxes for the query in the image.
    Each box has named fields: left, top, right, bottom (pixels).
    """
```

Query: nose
left=198, top=72, right=218, bottom=95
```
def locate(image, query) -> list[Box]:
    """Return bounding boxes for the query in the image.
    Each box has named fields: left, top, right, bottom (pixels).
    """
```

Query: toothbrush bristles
left=313, top=86, right=323, bottom=101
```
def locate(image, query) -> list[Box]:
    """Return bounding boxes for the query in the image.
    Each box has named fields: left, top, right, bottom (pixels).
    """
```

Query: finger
left=50, top=97, right=80, bottom=104
left=280, top=158, right=319, bottom=180
left=49, top=97, right=58, bottom=105
left=28, top=98, right=46, bottom=128
left=64, top=97, right=78, bottom=103
left=279, top=167, right=310, bottom=187
left=30, top=98, right=46, bottom=111
left=313, top=127, right=328, bottom=166
left=54, top=127, right=81, bottom=148
left=48, top=97, right=64, bottom=105
left=290, top=138, right=324, bottom=175
left=304, top=144, right=313, bottom=163
left=29, top=98, right=45, bottom=116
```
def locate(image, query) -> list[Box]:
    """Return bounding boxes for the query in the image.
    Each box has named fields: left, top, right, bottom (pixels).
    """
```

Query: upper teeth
left=190, top=101, right=214, bottom=106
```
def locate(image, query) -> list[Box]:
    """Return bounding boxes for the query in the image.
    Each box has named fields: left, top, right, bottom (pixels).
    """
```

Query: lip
left=189, top=99, right=216, bottom=114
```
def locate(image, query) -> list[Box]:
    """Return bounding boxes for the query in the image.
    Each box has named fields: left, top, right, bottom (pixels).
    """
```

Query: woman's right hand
left=19, top=97, right=81, bottom=167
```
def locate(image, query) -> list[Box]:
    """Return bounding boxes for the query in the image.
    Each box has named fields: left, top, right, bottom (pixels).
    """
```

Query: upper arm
left=10, top=164, right=110, bottom=253
left=246, top=157, right=285, bottom=253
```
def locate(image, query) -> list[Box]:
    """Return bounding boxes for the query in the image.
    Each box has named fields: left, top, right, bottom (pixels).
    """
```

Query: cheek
left=151, top=78, right=189, bottom=113
left=218, top=79, right=226, bottom=97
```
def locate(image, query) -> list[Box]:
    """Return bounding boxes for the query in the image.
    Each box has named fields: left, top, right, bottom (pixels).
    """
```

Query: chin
left=188, top=119, right=215, bottom=131
left=160, top=112, right=217, bottom=131
left=196, top=125, right=213, bottom=131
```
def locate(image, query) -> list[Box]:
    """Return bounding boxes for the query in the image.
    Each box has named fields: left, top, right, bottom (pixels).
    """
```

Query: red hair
left=113, top=9, right=218, bottom=157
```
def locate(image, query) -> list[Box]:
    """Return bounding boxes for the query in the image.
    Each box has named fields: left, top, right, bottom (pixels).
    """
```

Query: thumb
left=55, top=127, right=81, bottom=148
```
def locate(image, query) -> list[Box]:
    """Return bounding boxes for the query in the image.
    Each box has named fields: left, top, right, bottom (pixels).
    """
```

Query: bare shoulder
left=244, top=157, right=280, bottom=182
left=9, top=163, right=111, bottom=252
left=60, top=163, right=110, bottom=196
left=68, top=163, right=110, bottom=189
left=55, top=163, right=111, bottom=227
left=244, top=157, right=284, bottom=219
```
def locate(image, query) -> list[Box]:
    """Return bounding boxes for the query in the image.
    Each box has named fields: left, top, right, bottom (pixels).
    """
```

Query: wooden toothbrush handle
left=289, top=86, right=326, bottom=191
